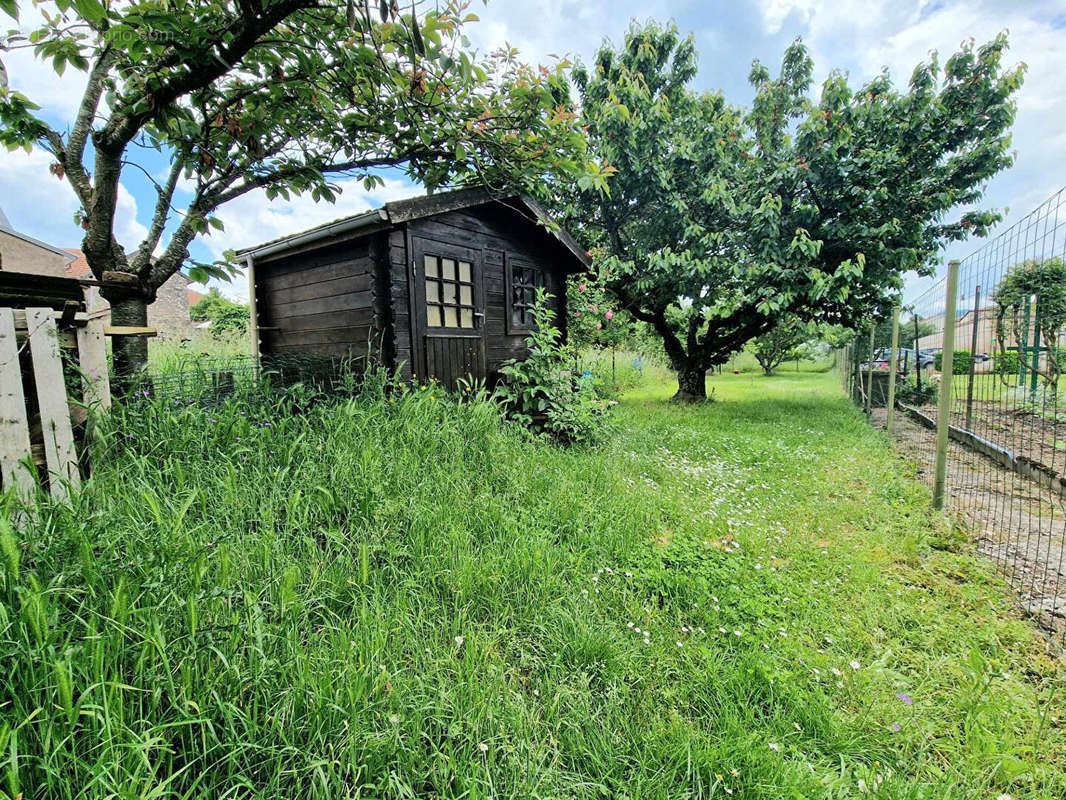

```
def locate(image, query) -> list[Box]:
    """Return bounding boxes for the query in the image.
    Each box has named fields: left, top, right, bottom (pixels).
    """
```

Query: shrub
left=896, top=375, right=938, bottom=406
left=495, top=291, right=614, bottom=444
left=994, top=350, right=1021, bottom=376
left=933, top=349, right=972, bottom=375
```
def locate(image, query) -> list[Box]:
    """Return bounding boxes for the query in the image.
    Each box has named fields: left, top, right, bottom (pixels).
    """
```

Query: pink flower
left=605, top=310, right=614, bottom=320
left=578, top=284, right=587, bottom=292
left=596, top=322, right=602, bottom=329
left=575, top=311, right=582, bottom=317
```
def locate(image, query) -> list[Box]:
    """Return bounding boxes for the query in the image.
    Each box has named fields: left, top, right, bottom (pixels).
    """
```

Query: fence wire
left=842, top=187, right=1066, bottom=647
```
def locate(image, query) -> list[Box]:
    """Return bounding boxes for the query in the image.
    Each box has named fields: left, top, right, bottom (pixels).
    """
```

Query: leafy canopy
left=546, top=21, right=1023, bottom=398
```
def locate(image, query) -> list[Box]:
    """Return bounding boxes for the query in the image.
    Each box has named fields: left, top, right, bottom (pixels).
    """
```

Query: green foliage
left=496, top=290, right=613, bottom=444
left=1, top=372, right=1063, bottom=796
left=748, top=317, right=810, bottom=375
left=934, top=349, right=973, bottom=375
left=543, top=21, right=1023, bottom=398
left=993, top=259, right=1066, bottom=386
left=994, top=349, right=1021, bottom=376
left=896, top=375, right=938, bottom=406
left=189, top=287, right=249, bottom=339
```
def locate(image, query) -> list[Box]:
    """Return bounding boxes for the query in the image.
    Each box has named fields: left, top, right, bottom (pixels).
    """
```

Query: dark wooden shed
left=237, top=189, right=590, bottom=389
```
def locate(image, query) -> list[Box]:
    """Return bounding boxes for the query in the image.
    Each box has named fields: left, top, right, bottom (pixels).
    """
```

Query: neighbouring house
left=64, top=249, right=197, bottom=340
left=236, top=188, right=590, bottom=389
left=0, top=206, right=76, bottom=276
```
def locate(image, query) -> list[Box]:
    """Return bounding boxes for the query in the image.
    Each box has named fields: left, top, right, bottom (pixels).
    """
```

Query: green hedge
left=994, top=350, right=1021, bottom=376
left=933, top=349, right=972, bottom=375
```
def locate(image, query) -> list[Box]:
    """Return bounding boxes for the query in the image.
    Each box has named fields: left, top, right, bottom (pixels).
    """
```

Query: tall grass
left=0, top=370, right=1062, bottom=797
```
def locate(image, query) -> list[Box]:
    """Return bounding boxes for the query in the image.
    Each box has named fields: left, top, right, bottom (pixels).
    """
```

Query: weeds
left=0, top=371, right=1062, bottom=797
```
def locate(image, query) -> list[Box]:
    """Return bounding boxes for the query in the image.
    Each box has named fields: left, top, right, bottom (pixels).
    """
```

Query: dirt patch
left=876, top=407, right=1066, bottom=645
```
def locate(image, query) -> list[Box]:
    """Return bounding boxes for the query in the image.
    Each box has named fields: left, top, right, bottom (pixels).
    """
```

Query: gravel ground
left=874, top=407, right=1066, bottom=645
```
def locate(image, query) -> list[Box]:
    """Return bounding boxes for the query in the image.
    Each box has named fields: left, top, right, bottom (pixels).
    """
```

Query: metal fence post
left=864, top=324, right=875, bottom=416
left=933, top=259, right=960, bottom=510
left=886, top=305, right=900, bottom=433
left=965, top=284, right=980, bottom=430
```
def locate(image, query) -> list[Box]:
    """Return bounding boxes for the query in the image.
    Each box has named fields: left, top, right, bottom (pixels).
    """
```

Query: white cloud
left=0, top=146, right=147, bottom=252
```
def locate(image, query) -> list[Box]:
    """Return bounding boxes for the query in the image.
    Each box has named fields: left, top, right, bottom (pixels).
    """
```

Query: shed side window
left=424, top=255, right=475, bottom=329
left=509, top=265, right=544, bottom=330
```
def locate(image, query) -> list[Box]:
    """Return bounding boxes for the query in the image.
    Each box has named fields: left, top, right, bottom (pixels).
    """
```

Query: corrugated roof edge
left=235, top=187, right=591, bottom=271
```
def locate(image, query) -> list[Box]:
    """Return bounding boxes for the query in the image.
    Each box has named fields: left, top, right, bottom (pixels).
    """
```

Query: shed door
left=411, top=237, right=486, bottom=390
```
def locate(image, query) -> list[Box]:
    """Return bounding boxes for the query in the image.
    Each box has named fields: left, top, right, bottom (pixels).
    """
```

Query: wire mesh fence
left=841, top=187, right=1066, bottom=647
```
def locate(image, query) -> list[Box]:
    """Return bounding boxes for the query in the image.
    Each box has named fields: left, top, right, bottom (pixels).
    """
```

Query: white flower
left=478, top=742, right=489, bottom=753
left=768, top=742, right=780, bottom=752
left=734, top=630, right=743, bottom=637
left=627, top=621, right=634, bottom=629
left=719, top=627, right=727, bottom=634
left=676, top=641, right=684, bottom=648
left=849, top=660, right=861, bottom=670
left=634, top=627, right=642, bottom=635
left=831, top=667, right=843, bottom=677
left=858, top=778, right=868, bottom=793
left=997, top=794, right=1014, bottom=800
left=533, top=689, right=540, bottom=697
left=454, top=635, right=465, bottom=647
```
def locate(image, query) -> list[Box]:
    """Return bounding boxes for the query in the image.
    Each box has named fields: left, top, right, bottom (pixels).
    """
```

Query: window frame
left=505, top=255, right=548, bottom=335
left=422, top=251, right=479, bottom=333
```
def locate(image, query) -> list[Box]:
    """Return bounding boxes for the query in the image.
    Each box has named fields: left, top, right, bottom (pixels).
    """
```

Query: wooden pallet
left=0, top=306, right=111, bottom=506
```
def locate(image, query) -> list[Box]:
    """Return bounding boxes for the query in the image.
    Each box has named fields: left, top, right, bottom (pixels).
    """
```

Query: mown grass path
left=3, top=370, right=1063, bottom=798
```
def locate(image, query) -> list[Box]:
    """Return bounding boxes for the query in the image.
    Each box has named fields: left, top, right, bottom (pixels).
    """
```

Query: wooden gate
left=0, top=306, right=110, bottom=505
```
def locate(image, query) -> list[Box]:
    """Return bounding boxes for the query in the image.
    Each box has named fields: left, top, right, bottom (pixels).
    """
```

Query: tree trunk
left=673, top=363, right=708, bottom=402
left=108, top=295, right=150, bottom=394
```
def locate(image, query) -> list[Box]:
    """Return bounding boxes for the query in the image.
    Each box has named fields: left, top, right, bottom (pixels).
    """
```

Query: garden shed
left=237, top=188, right=590, bottom=389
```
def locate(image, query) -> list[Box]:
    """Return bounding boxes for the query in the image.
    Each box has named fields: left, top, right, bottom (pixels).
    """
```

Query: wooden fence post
left=77, top=318, right=111, bottom=410
left=965, top=285, right=980, bottom=430
left=933, top=260, right=960, bottom=510
left=26, top=307, right=80, bottom=501
left=886, top=305, right=900, bottom=434
left=864, top=324, right=875, bottom=416
left=0, top=308, right=35, bottom=504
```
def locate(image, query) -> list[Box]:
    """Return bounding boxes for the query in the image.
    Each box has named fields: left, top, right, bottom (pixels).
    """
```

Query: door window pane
left=425, top=252, right=477, bottom=330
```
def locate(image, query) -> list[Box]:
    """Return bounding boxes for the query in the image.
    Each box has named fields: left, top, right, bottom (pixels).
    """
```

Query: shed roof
left=236, top=188, right=591, bottom=271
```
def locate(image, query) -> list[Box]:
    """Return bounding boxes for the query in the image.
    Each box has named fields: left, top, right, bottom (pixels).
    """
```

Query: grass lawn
left=2, top=370, right=1063, bottom=798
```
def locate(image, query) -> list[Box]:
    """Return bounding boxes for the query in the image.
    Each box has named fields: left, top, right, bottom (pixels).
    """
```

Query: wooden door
left=411, top=237, right=486, bottom=390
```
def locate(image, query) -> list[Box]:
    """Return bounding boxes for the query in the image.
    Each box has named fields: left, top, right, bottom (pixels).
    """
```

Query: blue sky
left=1, top=0, right=1064, bottom=302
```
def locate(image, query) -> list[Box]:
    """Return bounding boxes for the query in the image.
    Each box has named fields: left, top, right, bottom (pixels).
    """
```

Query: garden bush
left=932, top=349, right=973, bottom=375
left=495, top=291, right=614, bottom=444
left=994, top=349, right=1021, bottom=376
left=895, top=375, right=938, bottom=406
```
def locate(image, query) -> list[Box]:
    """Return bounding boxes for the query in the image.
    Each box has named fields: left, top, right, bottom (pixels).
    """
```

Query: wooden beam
left=26, top=307, right=80, bottom=501
left=104, top=326, right=157, bottom=337
left=247, top=256, right=260, bottom=370
left=77, top=318, right=111, bottom=411
left=0, top=308, right=35, bottom=504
